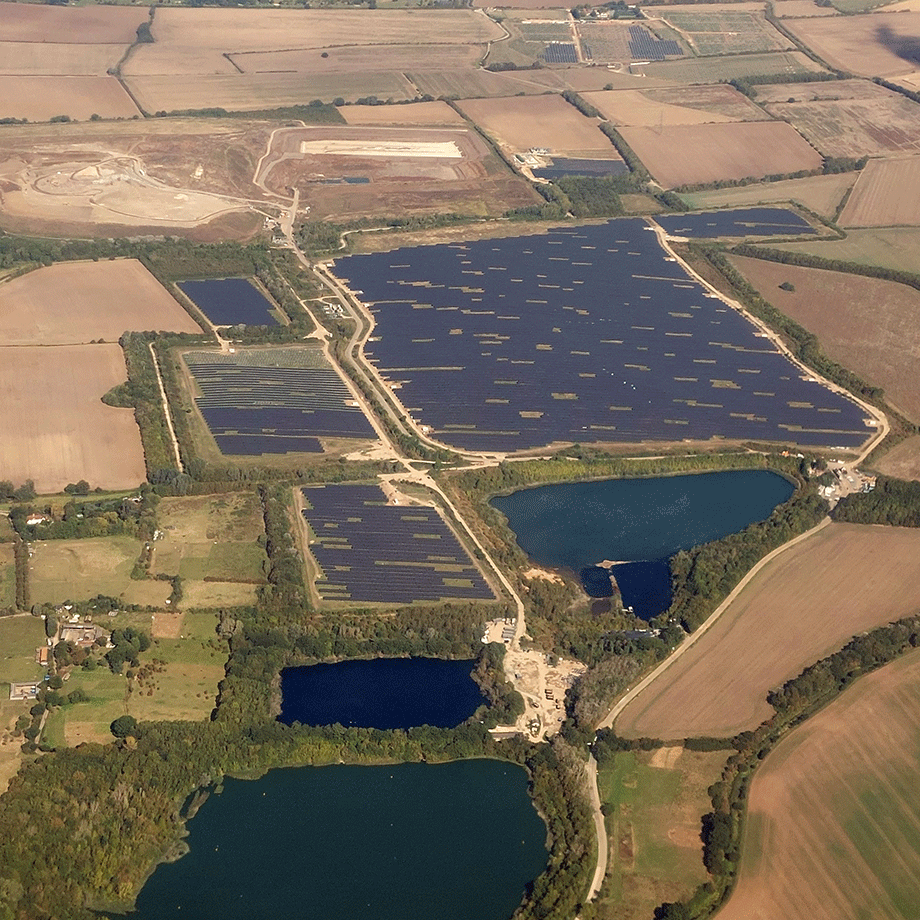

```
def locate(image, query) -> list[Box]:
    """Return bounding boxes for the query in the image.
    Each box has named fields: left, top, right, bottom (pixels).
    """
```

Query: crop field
left=0, top=260, right=200, bottom=346
left=578, top=22, right=684, bottom=63
left=0, top=546, right=14, bottom=610
left=183, top=347, right=376, bottom=457
left=680, top=173, right=855, bottom=218
left=616, top=523, right=920, bottom=739
left=0, top=345, right=146, bottom=495
left=583, top=84, right=768, bottom=126
left=772, top=227, right=920, bottom=274
left=772, top=0, right=840, bottom=16
left=177, top=278, right=279, bottom=328
left=729, top=254, right=920, bottom=423
left=457, top=94, right=623, bottom=160
left=331, top=219, right=872, bottom=453
left=617, top=122, right=823, bottom=188
left=653, top=10, right=793, bottom=55
left=656, top=207, right=817, bottom=238
left=29, top=536, right=172, bottom=607
left=594, top=747, right=727, bottom=920
left=759, top=79, right=920, bottom=158
left=838, top=156, right=920, bottom=226
left=0, top=43, right=126, bottom=76
left=150, top=493, right=268, bottom=604
left=408, top=67, right=571, bottom=100
left=0, top=1, right=145, bottom=44
left=301, top=484, right=494, bottom=605
left=634, top=50, right=827, bottom=82
left=875, top=435, right=920, bottom=481
left=784, top=11, right=920, bottom=77
left=0, top=76, right=140, bottom=122
left=721, top=649, right=920, bottom=920
left=340, top=102, right=466, bottom=126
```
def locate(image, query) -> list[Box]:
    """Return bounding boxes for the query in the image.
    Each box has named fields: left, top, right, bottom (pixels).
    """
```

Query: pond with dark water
left=278, top=657, right=486, bottom=730
left=492, top=469, right=794, bottom=618
left=132, top=760, right=548, bottom=920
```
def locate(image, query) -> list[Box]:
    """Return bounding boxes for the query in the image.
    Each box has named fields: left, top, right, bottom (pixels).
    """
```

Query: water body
left=492, top=469, right=794, bottom=618
left=178, top=277, right=279, bottom=326
left=133, top=760, right=548, bottom=920
left=279, top=658, right=486, bottom=730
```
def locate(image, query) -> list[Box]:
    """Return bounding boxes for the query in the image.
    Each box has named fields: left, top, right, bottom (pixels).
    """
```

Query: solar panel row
left=628, top=25, right=682, bottom=60
left=655, top=207, right=817, bottom=239
left=543, top=42, right=578, bottom=63
left=302, top=484, right=495, bottom=605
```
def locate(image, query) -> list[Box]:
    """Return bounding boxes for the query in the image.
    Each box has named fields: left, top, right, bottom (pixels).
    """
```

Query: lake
left=492, top=469, right=795, bottom=618
left=132, top=760, right=548, bottom=920
left=279, top=658, right=486, bottom=729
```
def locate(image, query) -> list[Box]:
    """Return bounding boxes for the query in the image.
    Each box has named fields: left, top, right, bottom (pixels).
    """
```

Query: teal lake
left=492, top=469, right=795, bottom=617
left=132, top=760, right=547, bottom=920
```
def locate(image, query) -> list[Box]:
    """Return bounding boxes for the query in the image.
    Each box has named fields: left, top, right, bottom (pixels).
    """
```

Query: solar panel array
left=302, top=484, right=495, bottom=605
left=543, top=42, right=578, bottom=63
left=178, top=278, right=280, bottom=327
left=184, top=348, right=375, bottom=456
left=655, top=207, right=817, bottom=239
left=331, top=216, right=872, bottom=452
left=628, top=25, right=683, bottom=60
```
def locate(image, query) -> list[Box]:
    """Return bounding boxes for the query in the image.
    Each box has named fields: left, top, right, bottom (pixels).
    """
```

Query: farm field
left=577, top=21, right=685, bottom=63
left=874, top=436, right=920, bottom=481
left=617, top=122, right=822, bottom=188
left=838, top=156, right=920, bottom=226
left=680, top=173, right=855, bottom=219
left=784, top=11, right=920, bottom=77
left=758, top=79, right=920, bottom=158
left=484, top=13, right=574, bottom=68
left=300, top=484, right=494, bottom=606
left=0, top=1, right=145, bottom=44
left=29, top=537, right=170, bottom=608
left=582, top=84, right=768, bottom=126
left=0, top=43, right=126, bottom=76
left=594, top=747, right=726, bottom=920
left=0, top=260, right=200, bottom=346
left=150, top=493, right=268, bottom=606
left=0, top=76, right=140, bottom=122
left=340, top=102, right=466, bottom=126
left=408, top=67, right=573, bottom=100
left=457, top=94, right=623, bottom=160
left=772, top=0, right=840, bottom=16
left=0, top=545, right=15, bottom=611
left=651, top=9, right=793, bottom=55
left=771, top=226, right=920, bottom=273
left=729, top=254, right=920, bottom=423
left=332, top=218, right=872, bottom=453
left=616, top=523, right=920, bottom=739
left=0, top=345, right=146, bottom=495
left=634, top=50, right=827, bottom=82
left=181, top=347, right=376, bottom=458
left=720, top=649, right=920, bottom=920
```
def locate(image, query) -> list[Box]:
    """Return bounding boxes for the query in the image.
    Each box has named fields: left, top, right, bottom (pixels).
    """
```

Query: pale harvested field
left=721, top=649, right=920, bottom=920
left=560, top=67, right=676, bottom=91
left=730, top=254, right=920, bottom=423
left=0, top=344, right=146, bottom=494
left=618, top=122, right=822, bottom=188
left=583, top=84, right=768, bottom=126
left=772, top=0, right=839, bottom=16
left=635, top=50, right=827, bottom=82
left=457, top=94, right=623, bottom=158
left=839, top=156, right=920, bottom=226
left=875, top=435, right=920, bottom=481
left=125, top=72, right=417, bottom=112
left=772, top=226, right=920, bottom=274
left=410, top=66, right=571, bottom=98
left=124, top=8, right=501, bottom=75
left=0, top=76, right=139, bottom=122
left=682, top=173, right=854, bottom=218
left=181, top=581, right=259, bottom=608
left=785, top=11, right=920, bottom=76
left=0, top=260, right=200, bottom=345
left=617, top=524, right=920, bottom=739
left=0, top=43, right=126, bottom=76
left=340, top=101, right=466, bottom=126
left=0, top=1, right=145, bottom=43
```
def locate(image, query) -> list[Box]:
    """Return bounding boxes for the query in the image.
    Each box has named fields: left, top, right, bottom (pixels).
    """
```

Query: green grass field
left=0, top=544, right=16, bottom=609
left=0, top=616, right=46, bottom=686
left=772, top=228, right=920, bottom=275
left=594, top=747, right=726, bottom=920
left=30, top=537, right=143, bottom=606
left=638, top=51, right=826, bottom=83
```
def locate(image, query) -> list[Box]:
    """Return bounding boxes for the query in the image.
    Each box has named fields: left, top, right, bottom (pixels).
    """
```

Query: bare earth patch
left=721, top=649, right=920, bottom=920
left=616, top=523, right=920, bottom=739
left=151, top=612, right=185, bottom=640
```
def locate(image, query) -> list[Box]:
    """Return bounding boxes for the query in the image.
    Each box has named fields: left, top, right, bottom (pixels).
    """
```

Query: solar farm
left=331, top=217, right=873, bottom=453
left=300, top=484, right=495, bottom=605
left=654, top=207, right=818, bottom=239
left=178, top=278, right=280, bottom=327
left=183, top=347, right=376, bottom=456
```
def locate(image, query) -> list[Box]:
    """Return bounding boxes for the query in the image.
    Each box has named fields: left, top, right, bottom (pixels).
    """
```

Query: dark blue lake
left=279, top=658, right=486, bottom=729
left=655, top=207, right=817, bottom=238
left=178, top=278, right=280, bottom=326
left=132, top=760, right=548, bottom=920
left=492, top=469, right=794, bottom=618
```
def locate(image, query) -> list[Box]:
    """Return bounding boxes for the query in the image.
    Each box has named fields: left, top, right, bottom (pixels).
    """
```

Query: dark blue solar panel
left=178, top=278, right=280, bottom=327
left=656, top=207, right=818, bottom=238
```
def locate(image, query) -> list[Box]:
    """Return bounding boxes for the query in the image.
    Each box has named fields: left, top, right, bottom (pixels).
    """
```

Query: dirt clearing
left=839, top=156, right=920, bottom=227
left=0, top=260, right=200, bottom=345
left=0, top=344, right=146, bottom=494
left=730, top=253, right=920, bottom=423
left=618, top=121, right=822, bottom=188
left=0, top=76, right=139, bottom=122
left=721, top=649, right=920, bottom=920
left=616, top=523, right=920, bottom=739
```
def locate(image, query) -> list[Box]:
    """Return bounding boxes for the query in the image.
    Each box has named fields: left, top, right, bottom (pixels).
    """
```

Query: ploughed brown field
left=839, top=156, right=920, bottom=227
left=618, top=121, right=822, bottom=188
left=729, top=254, right=920, bottom=423
left=0, top=260, right=201, bottom=345
left=616, top=523, right=920, bottom=739
left=721, top=649, right=920, bottom=920
left=0, top=1, right=145, bottom=43
left=0, top=344, right=146, bottom=494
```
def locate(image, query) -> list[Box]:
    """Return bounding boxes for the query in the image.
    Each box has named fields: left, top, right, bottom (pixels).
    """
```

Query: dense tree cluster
left=833, top=476, right=920, bottom=527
